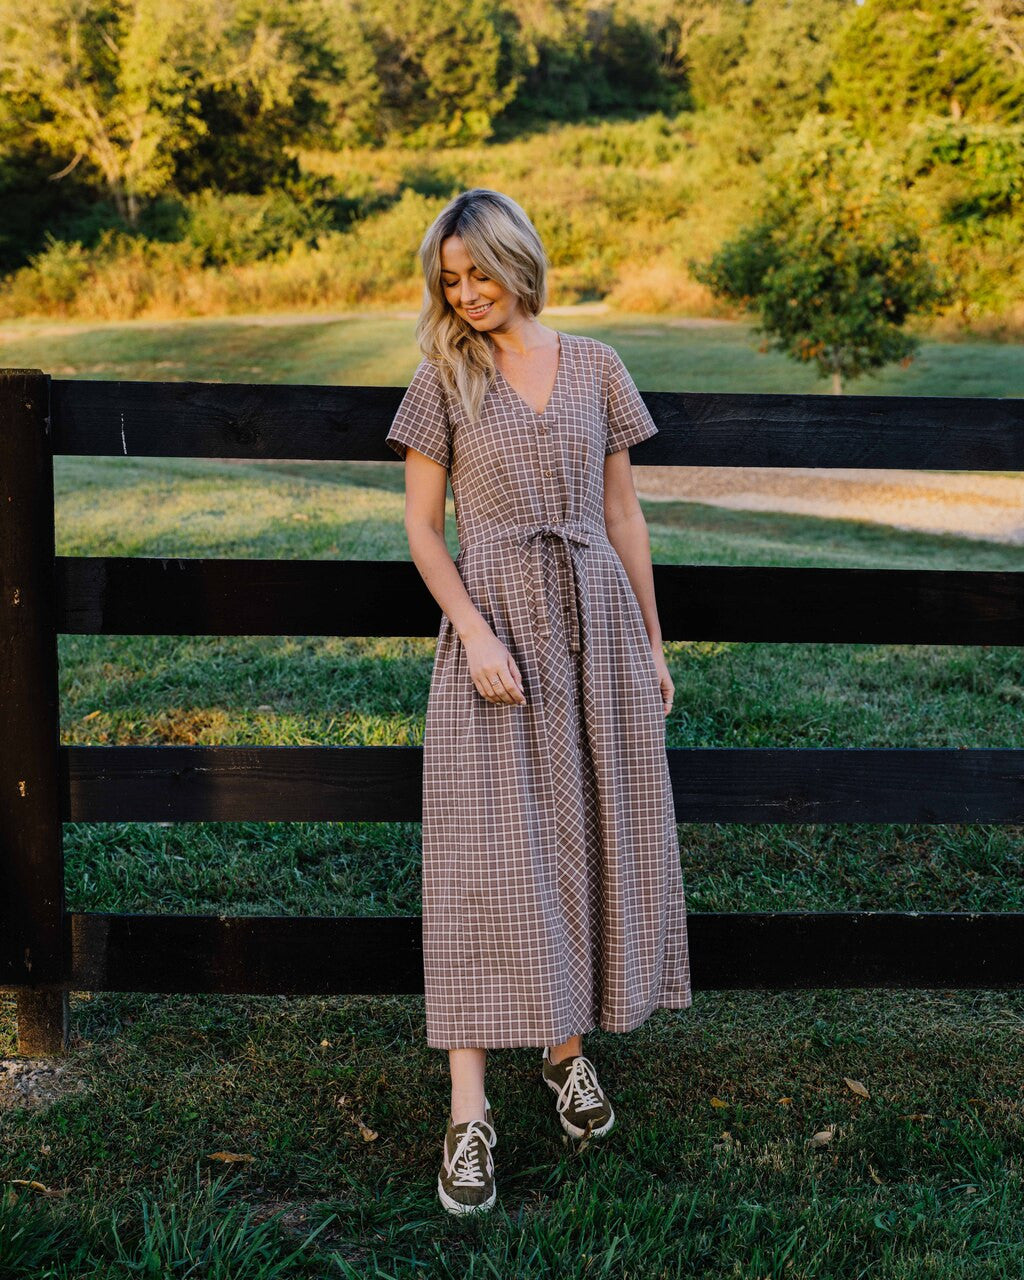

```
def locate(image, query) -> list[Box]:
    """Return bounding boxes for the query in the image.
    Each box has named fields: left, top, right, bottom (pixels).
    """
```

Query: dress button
left=544, top=469, right=554, bottom=476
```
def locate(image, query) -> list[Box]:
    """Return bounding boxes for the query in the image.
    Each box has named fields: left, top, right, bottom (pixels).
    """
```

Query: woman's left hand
left=652, top=649, right=673, bottom=716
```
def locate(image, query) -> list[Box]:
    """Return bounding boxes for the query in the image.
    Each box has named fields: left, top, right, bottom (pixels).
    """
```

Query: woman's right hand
left=464, top=630, right=527, bottom=705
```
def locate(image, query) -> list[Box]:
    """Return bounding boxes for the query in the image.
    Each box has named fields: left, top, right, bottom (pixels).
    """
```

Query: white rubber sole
left=542, top=1074, right=616, bottom=1139
left=438, top=1100, right=497, bottom=1214
left=437, top=1173, right=496, bottom=1215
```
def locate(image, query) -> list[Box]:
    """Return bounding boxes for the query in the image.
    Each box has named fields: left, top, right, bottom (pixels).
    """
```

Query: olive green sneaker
left=437, top=1097, right=497, bottom=1216
left=541, top=1048, right=615, bottom=1140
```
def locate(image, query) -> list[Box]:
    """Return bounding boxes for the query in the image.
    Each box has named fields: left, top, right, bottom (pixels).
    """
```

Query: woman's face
left=439, top=234, right=523, bottom=331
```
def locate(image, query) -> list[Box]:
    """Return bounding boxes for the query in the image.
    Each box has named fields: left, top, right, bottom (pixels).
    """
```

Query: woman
left=385, top=188, right=692, bottom=1215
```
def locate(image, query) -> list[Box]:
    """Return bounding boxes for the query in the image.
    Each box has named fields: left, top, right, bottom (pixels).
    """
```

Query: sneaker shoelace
left=448, top=1120, right=495, bottom=1188
left=553, top=1055, right=603, bottom=1115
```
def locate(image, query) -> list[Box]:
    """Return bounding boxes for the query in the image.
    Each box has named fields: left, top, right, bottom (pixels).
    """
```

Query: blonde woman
left=385, top=188, right=691, bottom=1215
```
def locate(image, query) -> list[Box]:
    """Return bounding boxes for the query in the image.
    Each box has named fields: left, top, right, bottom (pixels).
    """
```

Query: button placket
left=534, top=402, right=560, bottom=521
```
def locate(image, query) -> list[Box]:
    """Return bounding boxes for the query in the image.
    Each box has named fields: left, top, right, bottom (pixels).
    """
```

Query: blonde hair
left=414, top=188, right=549, bottom=424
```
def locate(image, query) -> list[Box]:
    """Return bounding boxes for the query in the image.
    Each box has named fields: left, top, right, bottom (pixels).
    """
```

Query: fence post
left=0, top=369, right=68, bottom=1055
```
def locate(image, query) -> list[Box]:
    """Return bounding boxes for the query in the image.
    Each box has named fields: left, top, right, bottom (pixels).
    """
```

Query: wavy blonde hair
left=414, top=188, right=549, bottom=424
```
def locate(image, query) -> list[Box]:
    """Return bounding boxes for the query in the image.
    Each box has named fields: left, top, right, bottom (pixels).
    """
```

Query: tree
left=690, top=116, right=954, bottom=393
left=719, top=0, right=852, bottom=160
left=826, top=0, right=1024, bottom=146
left=0, top=0, right=318, bottom=223
left=901, top=117, right=1024, bottom=328
left=368, top=0, right=518, bottom=147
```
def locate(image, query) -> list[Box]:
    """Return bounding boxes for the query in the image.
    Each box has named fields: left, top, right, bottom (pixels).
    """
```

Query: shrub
left=181, top=188, right=335, bottom=267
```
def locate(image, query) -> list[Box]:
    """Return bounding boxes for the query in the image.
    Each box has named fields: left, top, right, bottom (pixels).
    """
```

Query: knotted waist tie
left=468, top=520, right=598, bottom=654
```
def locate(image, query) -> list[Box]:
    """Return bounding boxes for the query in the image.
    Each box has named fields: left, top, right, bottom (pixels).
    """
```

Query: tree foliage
left=0, top=0, right=314, bottom=221
left=0, top=0, right=1020, bottom=336
left=691, top=117, right=954, bottom=391
left=826, top=0, right=1024, bottom=144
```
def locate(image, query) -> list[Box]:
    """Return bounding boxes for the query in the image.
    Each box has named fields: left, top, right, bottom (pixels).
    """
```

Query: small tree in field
left=690, top=116, right=954, bottom=393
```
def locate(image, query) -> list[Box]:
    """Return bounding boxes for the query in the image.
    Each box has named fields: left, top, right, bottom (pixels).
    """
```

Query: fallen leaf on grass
left=332, top=1093, right=378, bottom=1141
left=808, top=1125, right=836, bottom=1147
left=7, top=1179, right=65, bottom=1196
left=844, top=1077, right=870, bottom=1099
left=206, top=1151, right=255, bottom=1163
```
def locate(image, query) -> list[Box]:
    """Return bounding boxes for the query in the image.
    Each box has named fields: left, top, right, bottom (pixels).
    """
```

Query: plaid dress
left=386, top=331, right=692, bottom=1049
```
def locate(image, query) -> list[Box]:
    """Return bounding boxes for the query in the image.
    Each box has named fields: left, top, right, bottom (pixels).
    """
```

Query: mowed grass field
left=1, top=314, right=1023, bottom=1278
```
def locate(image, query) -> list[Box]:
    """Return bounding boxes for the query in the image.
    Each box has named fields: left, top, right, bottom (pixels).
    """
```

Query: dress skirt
left=386, top=331, right=692, bottom=1048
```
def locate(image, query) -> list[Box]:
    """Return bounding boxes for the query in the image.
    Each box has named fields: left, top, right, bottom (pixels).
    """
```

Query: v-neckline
left=493, top=331, right=564, bottom=419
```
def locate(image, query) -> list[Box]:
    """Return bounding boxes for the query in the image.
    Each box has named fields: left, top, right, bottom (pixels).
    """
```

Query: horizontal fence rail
left=57, top=745, right=1024, bottom=824
left=1, top=911, right=1017, bottom=997
left=55, top=557, right=1024, bottom=644
left=49, top=377, right=1024, bottom=467
left=3, top=368, right=1024, bottom=1054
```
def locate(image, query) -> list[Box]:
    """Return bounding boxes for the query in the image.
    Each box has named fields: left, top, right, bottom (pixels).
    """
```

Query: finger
left=489, top=668, right=520, bottom=704
left=507, top=656, right=526, bottom=702
left=475, top=673, right=504, bottom=703
left=476, top=672, right=506, bottom=704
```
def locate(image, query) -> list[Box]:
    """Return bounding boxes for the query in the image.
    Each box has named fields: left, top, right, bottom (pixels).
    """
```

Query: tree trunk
left=109, top=181, right=128, bottom=222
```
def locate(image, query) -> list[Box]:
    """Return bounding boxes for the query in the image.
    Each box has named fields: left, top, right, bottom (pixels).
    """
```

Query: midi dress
left=386, top=331, right=692, bottom=1049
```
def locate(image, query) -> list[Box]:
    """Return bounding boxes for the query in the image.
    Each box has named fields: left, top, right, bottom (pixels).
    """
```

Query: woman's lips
left=466, top=303, right=492, bottom=318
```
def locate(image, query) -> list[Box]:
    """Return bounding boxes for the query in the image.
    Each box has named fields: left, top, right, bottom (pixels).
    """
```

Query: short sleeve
left=604, top=346, right=658, bottom=455
left=385, top=358, right=452, bottom=469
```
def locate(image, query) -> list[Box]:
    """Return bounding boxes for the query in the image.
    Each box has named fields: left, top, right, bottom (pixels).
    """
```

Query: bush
left=15, top=232, right=93, bottom=307
left=181, top=188, right=335, bottom=267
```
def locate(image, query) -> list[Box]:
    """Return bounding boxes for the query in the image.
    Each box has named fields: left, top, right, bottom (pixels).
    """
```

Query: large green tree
left=722, top=0, right=852, bottom=158
left=826, top=0, right=1024, bottom=144
left=691, top=116, right=954, bottom=393
left=366, top=0, right=518, bottom=146
left=901, top=118, right=1024, bottom=327
left=0, top=0, right=308, bottom=222
left=666, top=0, right=853, bottom=160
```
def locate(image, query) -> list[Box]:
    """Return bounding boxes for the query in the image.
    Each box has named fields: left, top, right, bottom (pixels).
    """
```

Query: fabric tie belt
left=508, top=521, right=595, bottom=654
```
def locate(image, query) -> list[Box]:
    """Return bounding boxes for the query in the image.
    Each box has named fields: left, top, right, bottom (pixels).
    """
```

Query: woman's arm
left=603, top=449, right=673, bottom=715
left=402, top=448, right=485, bottom=643
left=402, top=448, right=526, bottom=706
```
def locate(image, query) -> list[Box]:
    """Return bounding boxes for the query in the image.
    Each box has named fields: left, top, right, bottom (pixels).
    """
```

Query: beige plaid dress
left=386, top=331, right=692, bottom=1049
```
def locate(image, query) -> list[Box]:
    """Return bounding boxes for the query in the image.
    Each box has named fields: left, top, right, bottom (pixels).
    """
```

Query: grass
left=1, top=316, right=1022, bottom=1277
left=3, top=308, right=1024, bottom=396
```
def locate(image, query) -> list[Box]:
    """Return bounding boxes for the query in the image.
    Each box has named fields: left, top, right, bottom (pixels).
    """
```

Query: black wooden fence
left=2, top=366, right=1023, bottom=1057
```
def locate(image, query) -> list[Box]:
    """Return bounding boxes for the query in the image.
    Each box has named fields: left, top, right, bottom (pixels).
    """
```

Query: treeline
left=0, top=0, right=1021, bottom=329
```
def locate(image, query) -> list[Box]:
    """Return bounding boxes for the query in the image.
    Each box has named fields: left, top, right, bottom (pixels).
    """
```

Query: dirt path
left=632, top=466, right=1024, bottom=545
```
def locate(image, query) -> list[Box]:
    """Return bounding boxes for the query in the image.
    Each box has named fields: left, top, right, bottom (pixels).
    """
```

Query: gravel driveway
left=632, top=467, right=1024, bottom=545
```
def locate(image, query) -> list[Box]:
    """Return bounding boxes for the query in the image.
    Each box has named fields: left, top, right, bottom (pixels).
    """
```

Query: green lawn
left=2, top=308, right=1023, bottom=396
left=1, top=316, right=1022, bottom=1278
